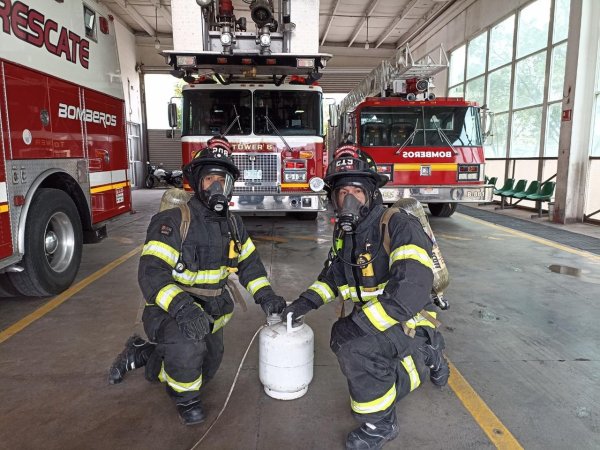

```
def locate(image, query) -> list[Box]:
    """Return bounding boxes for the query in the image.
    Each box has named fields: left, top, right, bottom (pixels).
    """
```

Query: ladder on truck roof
left=338, top=44, right=449, bottom=115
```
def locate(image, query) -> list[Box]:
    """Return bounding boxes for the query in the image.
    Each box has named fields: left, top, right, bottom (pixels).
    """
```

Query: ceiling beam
left=347, top=0, right=382, bottom=47
left=320, top=0, right=342, bottom=46
left=150, top=0, right=173, bottom=28
left=374, top=0, right=419, bottom=49
left=394, top=1, right=450, bottom=49
left=112, top=0, right=156, bottom=36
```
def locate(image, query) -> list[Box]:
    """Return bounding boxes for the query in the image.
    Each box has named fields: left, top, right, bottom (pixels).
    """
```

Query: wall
left=114, top=20, right=142, bottom=124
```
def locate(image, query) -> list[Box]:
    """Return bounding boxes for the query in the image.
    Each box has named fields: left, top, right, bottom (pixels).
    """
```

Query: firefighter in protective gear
left=283, top=144, right=449, bottom=449
left=109, top=136, right=286, bottom=425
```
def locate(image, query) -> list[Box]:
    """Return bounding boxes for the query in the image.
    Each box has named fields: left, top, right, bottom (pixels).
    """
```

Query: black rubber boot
left=419, top=333, right=450, bottom=387
left=346, top=409, right=399, bottom=450
left=176, top=399, right=205, bottom=426
left=108, top=334, right=155, bottom=385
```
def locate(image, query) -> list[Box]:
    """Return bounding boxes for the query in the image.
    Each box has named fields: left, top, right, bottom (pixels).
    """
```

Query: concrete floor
left=1, top=189, right=599, bottom=450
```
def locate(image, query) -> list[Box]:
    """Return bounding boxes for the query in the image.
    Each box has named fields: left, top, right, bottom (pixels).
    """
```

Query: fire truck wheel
left=428, top=202, right=457, bottom=218
left=9, top=189, right=83, bottom=297
left=145, top=175, right=156, bottom=189
left=0, top=274, right=20, bottom=298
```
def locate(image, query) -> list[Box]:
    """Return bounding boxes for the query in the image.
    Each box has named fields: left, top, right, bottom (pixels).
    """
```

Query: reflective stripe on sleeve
left=159, top=363, right=203, bottom=393
left=142, top=240, right=179, bottom=267
left=339, top=283, right=388, bottom=303
left=401, top=355, right=421, bottom=391
left=404, top=310, right=437, bottom=329
left=390, top=244, right=433, bottom=270
left=350, top=384, right=397, bottom=414
left=308, top=281, right=336, bottom=304
left=212, top=313, right=233, bottom=333
left=155, top=284, right=186, bottom=311
left=238, top=238, right=256, bottom=263
left=362, top=300, right=399, bottom=331
left=246, top=276, right=271, bottom=295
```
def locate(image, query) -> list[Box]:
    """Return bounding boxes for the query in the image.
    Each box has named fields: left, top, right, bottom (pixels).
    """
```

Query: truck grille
left=232, top=153, right=279, bottom=193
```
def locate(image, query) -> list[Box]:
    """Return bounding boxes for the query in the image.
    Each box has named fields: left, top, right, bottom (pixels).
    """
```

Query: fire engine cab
left=332, top=44, right=494, bottom=217
left=165, top=0, right=330, bottom=219
left=0, top=0, right=131, bottom=296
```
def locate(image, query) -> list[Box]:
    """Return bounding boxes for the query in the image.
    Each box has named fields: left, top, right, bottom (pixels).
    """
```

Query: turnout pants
left=142, top=303, right=226, bottom=404
left=331, top=314, right=429, bottom=424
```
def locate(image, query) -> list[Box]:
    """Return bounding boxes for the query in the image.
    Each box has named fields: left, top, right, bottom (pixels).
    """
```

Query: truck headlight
left=259, top=33, right=271, bottom=47
left=220, top=32, right=232, bottom=46
left=309, top=177, right=325, bottom=192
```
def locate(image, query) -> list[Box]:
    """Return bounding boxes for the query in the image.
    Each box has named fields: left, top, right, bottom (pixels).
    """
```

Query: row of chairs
left=485, top=177, right=556, bottom=216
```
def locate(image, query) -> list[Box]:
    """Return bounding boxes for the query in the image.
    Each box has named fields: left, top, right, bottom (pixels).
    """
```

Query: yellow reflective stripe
left=308, top=281, right=336, bottom=304
left=339, top=283, right=388, bottom=303
left=159, top=362, right=203, bottom=392
left=172, top=266, right=229, bottom=285
left=142, top=240, right=179, bottom=267
left=390, top=244, right=433, bottom=270
left=350, top=384, right=397, bottom=414
left=238, top=238, right=256, bottom=263
left=246, top=276, right=271, bottom=295
left=339, top=285, right=352, bottom=301
left=404, top=311, right=438, bottom=329
left=401, top=355, right=421, bottom=391
left=335, top=238, right=343, bottom=250
left=155, top=284, right=185, bottom=311
left=212, top=313, right=233, bottom=333
left=362, top=300, right=399, bottom=331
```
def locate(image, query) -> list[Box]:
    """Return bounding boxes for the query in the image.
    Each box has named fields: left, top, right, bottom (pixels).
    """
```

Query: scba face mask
left=334, top=188, right=370, bottom=232
left=200, top=169, right=234, bottom=214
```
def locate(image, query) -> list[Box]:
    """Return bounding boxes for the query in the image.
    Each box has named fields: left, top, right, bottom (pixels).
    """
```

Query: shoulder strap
left=379, top=207, right=400, bottom=255
left=178, top=203, right=191, bottom=246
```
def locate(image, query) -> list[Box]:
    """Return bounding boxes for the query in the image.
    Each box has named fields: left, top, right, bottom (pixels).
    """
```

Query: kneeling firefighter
left=108, top=136, right=286, bottom=425
left=283, top=144, right=449, bottom=449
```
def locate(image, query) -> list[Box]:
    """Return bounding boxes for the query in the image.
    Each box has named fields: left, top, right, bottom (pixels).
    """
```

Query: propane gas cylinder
left=259, top=313, right=314, bottom=400
left=159, top=188, right=193, bottom=212
left=394, top=198, right=450, bottom=309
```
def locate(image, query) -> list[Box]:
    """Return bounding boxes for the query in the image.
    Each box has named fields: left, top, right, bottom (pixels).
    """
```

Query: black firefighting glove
left=282, top=297, right=317, bottom=322
left=260, top=294, right=286, bottom=316
left=175, top=302, right=213, bottom=341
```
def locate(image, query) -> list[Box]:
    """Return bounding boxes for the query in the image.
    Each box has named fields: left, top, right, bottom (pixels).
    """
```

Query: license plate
left=244, top=169, right=262, bottom=180
left=381, top=190, right=396, bottom=201
left=465, top=189, right=485, bottom=198
left=421, top=188, right=439, bottom=195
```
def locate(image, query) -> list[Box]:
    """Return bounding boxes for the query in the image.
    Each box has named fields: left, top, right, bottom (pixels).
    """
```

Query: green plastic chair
left=493, top=178, right=514, bottom=196
left=526, top=181, right=555, bottom=201
left=513, top=180, right=540, bottom=199
left=500, top=179, right=527, bottom=197
left=487, top=176, right=498, bottom=188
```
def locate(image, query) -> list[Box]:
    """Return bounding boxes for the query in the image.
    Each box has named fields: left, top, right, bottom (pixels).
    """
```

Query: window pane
left=489, top=15, right=514, bottom=70
left=465, top=76, right=485, bottom=106
left=254, top=91, right=322, bottom=136
left=545, top=102, right=562, bottom=157
left=448, top=84, right=464, bottom=97
left=183, top=89, right=252, bottom=136
left=517, top=0, right=550, bottom=58
left=511, top=106, right=543, bottom=157
left=514, top=51, right=547, bottom=109
left=488, top=112, right=508, bottom=158
left=449, top=45, right=466, bottom=87
left=467, top=32, right=487, bottom=79
left=549, top=43, right=567, bottom=102
left=592, top=97, right=600, bottom=156
left=487, top=66, right=512, bottom=113
left=553, top=0, right=570, bottom=43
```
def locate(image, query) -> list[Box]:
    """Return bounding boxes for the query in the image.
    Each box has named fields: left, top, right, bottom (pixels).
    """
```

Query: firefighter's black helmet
left=324, top=144, right=387, bottom=192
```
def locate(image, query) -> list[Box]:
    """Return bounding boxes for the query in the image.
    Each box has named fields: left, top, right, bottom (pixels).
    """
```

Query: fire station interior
left=2, top=1, right=600, bottom=449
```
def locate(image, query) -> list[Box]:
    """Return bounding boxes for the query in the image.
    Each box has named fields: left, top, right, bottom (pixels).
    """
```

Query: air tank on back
left=159, top=188, right=193, bottom=212
left=393, top=198, right=450, bottom=309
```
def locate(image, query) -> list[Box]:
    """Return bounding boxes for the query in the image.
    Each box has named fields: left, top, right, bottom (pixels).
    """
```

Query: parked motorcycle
left=145, top=162, right=183, bottom=189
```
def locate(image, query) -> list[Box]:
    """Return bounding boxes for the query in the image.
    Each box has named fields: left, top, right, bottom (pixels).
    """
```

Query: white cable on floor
left=189, top=325, right=265, bottom=450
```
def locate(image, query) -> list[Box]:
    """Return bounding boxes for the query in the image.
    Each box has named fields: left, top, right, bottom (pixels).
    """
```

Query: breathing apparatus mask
left=199, top=166, right=235, bottom=214
left=331, top=182, right=372, bottom=232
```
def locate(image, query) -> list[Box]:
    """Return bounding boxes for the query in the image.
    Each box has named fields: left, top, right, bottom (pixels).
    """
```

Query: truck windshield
left=254, top=90, right=322, bottom=136
left=183, top=89, right=252, bottom=136
left=359, top=106, right=482, bottom=147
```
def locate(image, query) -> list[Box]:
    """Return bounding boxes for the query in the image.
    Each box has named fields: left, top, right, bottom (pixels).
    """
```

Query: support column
left=554, top=0, right=600, bottom=223
left=171, top=0, right=205, bottom=52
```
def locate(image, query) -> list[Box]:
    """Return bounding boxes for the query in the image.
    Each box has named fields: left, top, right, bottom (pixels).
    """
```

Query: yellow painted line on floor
left=0, top=245, right=143, bottom=345
left=448, top=360, right=524, bottom=449
left=457, top=213, right=600, bottom=261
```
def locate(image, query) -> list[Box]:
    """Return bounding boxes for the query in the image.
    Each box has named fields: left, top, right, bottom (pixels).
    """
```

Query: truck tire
left=0, top=273, right=19, bottom=298
left=9, top=188, right=83, bottom=297
left=428, top=202, right=457, bottom=218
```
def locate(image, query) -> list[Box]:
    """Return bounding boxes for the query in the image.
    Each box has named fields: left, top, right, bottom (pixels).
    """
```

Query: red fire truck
left=333, top=45, right=493, bottom=217
left=165, top=0, right=330, bottom=219
left=0, top=0, right=132, bottom=296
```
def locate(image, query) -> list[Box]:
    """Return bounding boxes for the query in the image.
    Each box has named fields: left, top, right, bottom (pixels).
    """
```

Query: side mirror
left=328, top=103, right=338, bottom=128
left=168, top=103, right=178, bottom=129
left=480, top=106, right=494, bottom=143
